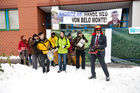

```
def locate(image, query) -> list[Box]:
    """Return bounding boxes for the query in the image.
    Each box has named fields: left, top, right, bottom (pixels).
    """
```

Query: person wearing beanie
left=37, top=32, right=52, bottom=73
left=55, top=31, right=70, bottom=73
left=88, top=25, right=110, bottom=81
left=48, top=32, right=58, bottom=66
left=28, top=34, right=39, bottom=69
left=73, top=30, right=88, bottom=70
left=67, top=33, right=75, bottom=65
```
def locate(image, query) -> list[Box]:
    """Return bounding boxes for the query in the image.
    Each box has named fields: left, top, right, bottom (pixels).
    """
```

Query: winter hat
left=38, top=32, right=43, bottom=36
left=51, top=32, right=55, bottom=36
left=67, top=33, right=71, bottom=37
left=33, top=34, right=38, bottom=37
left=77, top=31, right=82, bottom=35
left=92, top=25, right=103, bottom=36
left=94, top=25, right=102, bottom=32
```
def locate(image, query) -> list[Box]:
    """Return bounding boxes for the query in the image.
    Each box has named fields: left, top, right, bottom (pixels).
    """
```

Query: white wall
left=132, top=1, right=140, bottom=27
left=105, top=29, right=112, bottom=63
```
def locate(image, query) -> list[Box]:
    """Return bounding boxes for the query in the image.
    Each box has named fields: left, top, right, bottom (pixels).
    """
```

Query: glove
left=62, top=45, right=66, bottom=48
left=63, top=45, right=66, bottom=49
left=72, top=48, right=75, bottom=51
left=82, top=35, right=86, bottom=39
left=53, top=47, right=56, bottom=49
left=57, top=45, right=60, bottom=48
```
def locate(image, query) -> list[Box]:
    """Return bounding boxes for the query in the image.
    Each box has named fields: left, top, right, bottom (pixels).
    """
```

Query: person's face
left=111, top=13, right=119, bottom=21
left=60, top=32, right=64, bottom=37
left=23, top=36, right=26, bottom=40
left=39, top=34, right=44, bottom=40
left=34, top=36, right=39, bottom=40
left=96, top=30, right=101, bottom=35
left=53, top=13, right=58, bottom=19
left=51, top=35, right=55, bottom=38
left=68, top=36, right=72, bottom=39
left=78, top=33, right=82, bottom=37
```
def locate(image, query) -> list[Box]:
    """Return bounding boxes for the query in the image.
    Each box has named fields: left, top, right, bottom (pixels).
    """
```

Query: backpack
left=33, top=41, right=41, bottom=54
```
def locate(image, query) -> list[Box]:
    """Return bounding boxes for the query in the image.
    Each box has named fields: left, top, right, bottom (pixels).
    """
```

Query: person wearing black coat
left=88, top=25, right=110, bottom=81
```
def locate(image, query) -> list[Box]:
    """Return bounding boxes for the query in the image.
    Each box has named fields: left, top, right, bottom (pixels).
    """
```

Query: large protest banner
left=51, top=8, right=122, bottom=24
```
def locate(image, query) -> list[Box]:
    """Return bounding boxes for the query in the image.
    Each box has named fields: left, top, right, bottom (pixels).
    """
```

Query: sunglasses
left=96, top=30, right=101, bottom=31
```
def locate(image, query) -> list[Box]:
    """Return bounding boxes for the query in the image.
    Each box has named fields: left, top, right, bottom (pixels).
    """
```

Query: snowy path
left=0, top=64, right=140, bottom=93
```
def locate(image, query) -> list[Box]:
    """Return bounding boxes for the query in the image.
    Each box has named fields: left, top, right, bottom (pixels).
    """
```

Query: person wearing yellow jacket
left=49, top=32, right=58, bottom=66
left=37, top=32, right=51, bottom=73
left=55, top=31, right=70, bottom=73
left=49, top=32, right=58, bottom=48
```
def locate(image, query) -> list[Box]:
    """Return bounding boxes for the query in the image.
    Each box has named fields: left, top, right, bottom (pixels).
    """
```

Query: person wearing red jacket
left=67, top=33, right=74, bottom=65
left=18, top=35, right=29, bottom=65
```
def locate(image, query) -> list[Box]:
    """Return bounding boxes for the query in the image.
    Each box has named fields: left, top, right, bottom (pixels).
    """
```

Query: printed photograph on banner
left=107, top=9, right=122, bottom=25
left=51, top=11, right=60, bottom=24
left=51, top=11, right=60, bottom=30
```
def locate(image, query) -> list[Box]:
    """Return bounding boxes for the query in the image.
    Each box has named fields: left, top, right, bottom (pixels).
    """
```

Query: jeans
left=28, top=54, right=32, bottom=64
left=58, top=53, right=67, bottom=71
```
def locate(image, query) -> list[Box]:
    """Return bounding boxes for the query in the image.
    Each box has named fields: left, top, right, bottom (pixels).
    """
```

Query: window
left=0, top=9, right=19, bottom=31
left=0, top=11, right=6, bottom=30
left=119, top=8, right=129, bottom=28
left=9, top=10, right=19, bottom=29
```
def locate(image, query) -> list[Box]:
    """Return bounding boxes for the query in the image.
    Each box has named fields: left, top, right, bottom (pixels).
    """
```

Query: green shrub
left=111, top=28, right=140, bottom=63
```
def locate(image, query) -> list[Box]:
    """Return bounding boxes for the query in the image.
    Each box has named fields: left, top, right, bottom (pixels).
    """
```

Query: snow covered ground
left=0, top=63, right=140, bottom=93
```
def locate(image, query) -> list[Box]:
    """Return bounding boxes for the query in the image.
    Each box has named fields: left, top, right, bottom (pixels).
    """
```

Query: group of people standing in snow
left=18, top=25, right=110, bottom=81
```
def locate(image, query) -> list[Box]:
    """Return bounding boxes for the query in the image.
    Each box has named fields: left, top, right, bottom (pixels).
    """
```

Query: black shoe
left=43, top=68, right=46, bottom=73
left=82, top=68, right=85, bottom=70
left=46, top=69, right=50, bottom=73
left=43, top=71, right=45, bottom=73
left=57, top=70, right=62, bottom=73
left=88, top=75, right=96, bottom=79
left=106, top=77, right=110, bottom=81
left=21, top=59, right=24, bottom=64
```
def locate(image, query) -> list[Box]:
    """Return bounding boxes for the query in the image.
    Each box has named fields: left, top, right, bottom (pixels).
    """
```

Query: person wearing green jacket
left=55, top=31, right=70, bottom=73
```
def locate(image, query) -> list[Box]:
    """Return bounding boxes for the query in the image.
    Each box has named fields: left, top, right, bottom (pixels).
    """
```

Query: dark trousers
left=91, top=54, right=109, bottom=77
left=21, top=58, right=28, bottom=65
left=32, top=54, right=38, bottom=69
left=76, top=50, right=85, bottom=69
left=41, top=54, right=50, bottom=73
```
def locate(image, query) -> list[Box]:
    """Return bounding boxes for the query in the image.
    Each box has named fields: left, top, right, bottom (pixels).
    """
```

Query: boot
left=21, top=59, right=24, bottom=64
left=26, top=58, right=29, bottom=66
